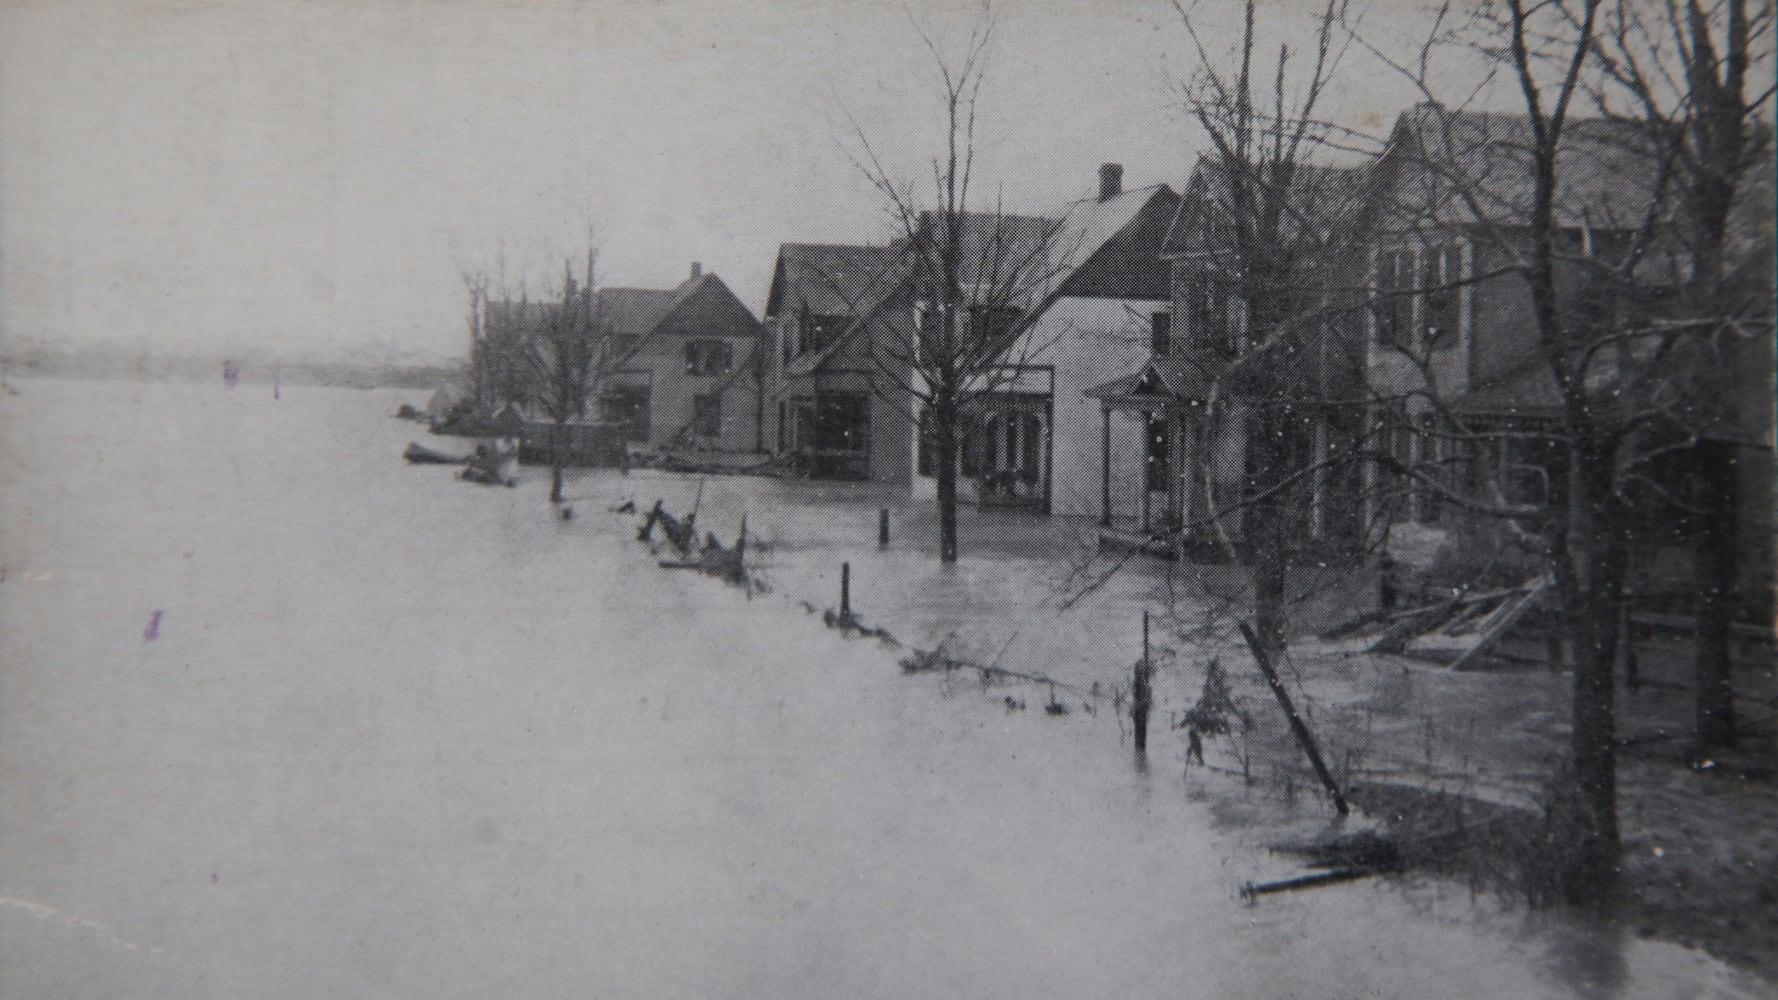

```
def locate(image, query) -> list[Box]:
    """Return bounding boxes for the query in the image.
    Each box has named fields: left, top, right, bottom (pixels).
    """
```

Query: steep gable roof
left=773, top=184, right=1180, bottom=378
left=594, top=271, right=762, bottom=341
left=1047, top=184, right=1181, bottom=299
left=1167, top=157, right=1369, bottom=260
left=964, top=184, right=1179, bottom=311
left=593, top=287, right=679, bottom=338
left=765, top=243, right=906, bottom=320
left=1372, top=103, right=1667, bottom=231
left=912, top=210, right=1061, bottom=295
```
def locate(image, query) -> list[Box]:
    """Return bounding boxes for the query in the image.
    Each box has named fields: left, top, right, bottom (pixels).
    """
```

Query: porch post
left=1360, top=405, right=1378, bottom=543
left=1140, top=410, right=1152, bottom=534
left=1178, top=409, right=1196, bottom=535
left=1168, top=410, right=1184, bottom=527
left=1100, top=405, right=1112, bottom=526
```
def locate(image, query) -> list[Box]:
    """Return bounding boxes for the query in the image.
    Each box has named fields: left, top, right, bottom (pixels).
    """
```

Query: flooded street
left=0, top=378, right=1759, bottom=998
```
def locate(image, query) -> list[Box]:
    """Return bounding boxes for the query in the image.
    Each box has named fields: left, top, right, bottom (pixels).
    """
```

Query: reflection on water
left=1543, top=917, right=1629, bottom=1000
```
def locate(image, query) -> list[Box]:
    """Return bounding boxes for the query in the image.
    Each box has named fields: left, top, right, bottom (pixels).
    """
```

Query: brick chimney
left=1098, top=163, right=1123, bottom=201
left=690, top=261, right=703, bottom=281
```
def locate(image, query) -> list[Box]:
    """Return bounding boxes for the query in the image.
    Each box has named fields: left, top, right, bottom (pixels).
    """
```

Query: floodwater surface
left=0, top=378, right=1759, bottom=998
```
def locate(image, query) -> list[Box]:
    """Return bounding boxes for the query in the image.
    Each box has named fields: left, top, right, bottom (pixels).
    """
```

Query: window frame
left=685, top=338, right=734, bottom=376
left=1370, top=240, right=1469, bottom=357
left=1150, top=311, right=1172, bottom=356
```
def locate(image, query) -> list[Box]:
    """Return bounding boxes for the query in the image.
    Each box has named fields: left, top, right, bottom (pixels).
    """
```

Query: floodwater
left=0, top=377, right=1760, bottom=998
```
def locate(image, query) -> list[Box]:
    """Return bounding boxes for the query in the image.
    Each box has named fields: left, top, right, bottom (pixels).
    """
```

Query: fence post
left=879, top=508, right=890, bottom=549
left=840, top=562, right=851, bottom=621
left=1133, top=610, right=1153, bottom=753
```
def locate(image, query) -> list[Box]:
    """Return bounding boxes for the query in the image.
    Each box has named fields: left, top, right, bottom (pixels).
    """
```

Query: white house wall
left=1030, top=296, right=1163, bottom=517
left=910, top=296, right=1162, bottom=515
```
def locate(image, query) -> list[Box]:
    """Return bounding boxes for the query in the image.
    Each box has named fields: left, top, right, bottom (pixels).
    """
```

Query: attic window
left=685, top=339, right=733, bottom=375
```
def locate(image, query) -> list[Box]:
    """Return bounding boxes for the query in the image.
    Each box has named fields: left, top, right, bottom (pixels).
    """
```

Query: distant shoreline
left=0, top=355, right=460, bottom=391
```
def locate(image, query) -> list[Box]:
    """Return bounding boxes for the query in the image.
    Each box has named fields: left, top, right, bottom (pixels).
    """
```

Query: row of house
left=467, top=101, right=1772, bottom=593
left=756, top=104, right=1771, bottom=585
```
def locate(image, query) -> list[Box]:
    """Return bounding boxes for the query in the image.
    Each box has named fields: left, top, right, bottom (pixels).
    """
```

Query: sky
left=1, top=0, right=1443, bottom=365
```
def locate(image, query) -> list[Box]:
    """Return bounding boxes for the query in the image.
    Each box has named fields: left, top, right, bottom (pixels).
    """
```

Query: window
left=692, top=393, right=722, bottom=437
left=799, top=312, right=850, bottom=357
left=1415, top=414, right=1442, bottom=524
left=685, top=339, right=733, bottom=375
left=1423, top=245, right=1463, bottom=348
left=965, top=305, right=1021, bottom=353
left=1017, top=412, right=1043, bottom=484
left=1151, top=312, right=1172, bottom=356
left=1179, top=270, right=1235, bottom=355
left=1374, top=243, right=1464, bottom=352
left=1375, top=249, right=1415, bottom=350
left=777, top=401, right=788, bottom=452
left=917, top=406, right=933, bottom=477
left=600, top=385, right=651, bottom=442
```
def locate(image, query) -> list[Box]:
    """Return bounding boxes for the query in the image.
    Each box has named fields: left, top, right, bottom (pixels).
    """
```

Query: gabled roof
left=1372, top=104, right=1667, bottom=231
left=593, top=271, right=761, bottom=342
left=593, top=287, right=679, bottom=338
left=913, top=209, right=1061, bottom=295
left=772, top=183, right=1178, bottom=379
left=764, top=243, right=907, bottom=319
left=1040, top=184, right=1180, bottom=301
left=1167, top=158, right=1369, bottom=259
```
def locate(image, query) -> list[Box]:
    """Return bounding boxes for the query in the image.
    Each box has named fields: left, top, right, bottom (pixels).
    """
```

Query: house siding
left=1037, top=297, right=1160, bottom=517
left=600, top=275, right=764, bottom=454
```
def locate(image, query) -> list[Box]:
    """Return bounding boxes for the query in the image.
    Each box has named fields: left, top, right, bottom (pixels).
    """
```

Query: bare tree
left=1345, top=0, right=1774, bottom=902
left=523, top=250, right=601, bottom=504
left=1591, top=0, right=1776, bottom=752
left=460, top=270, right=490, bottom=411
left=1166, top=0, right=1369, bottom=665
left=839, top=6, right=1074, bottom=562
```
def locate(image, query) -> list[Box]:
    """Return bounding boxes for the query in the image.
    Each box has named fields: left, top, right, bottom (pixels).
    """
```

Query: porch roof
left=1086, top=355, right=1221, bottom=408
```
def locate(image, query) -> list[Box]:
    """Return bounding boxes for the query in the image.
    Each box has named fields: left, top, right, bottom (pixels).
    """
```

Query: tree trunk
left=1562, top=443, right=1624, bottom=904
left=1246, top=402, right=1294, bottom=665
left=550, top=422, right=565, bottom=503
left=1695, top=438, right=1739, bottom=749
left=934, top=390, right=960, bottom=563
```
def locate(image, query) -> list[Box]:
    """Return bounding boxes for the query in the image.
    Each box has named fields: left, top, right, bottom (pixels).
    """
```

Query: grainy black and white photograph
left=1, top=0, right=1774, bottom=996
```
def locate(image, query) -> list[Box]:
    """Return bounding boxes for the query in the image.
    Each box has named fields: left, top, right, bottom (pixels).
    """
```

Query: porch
left=913, top=370, right=1057, bottom=514
left=1086, top=356, right=1239, bottom=550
